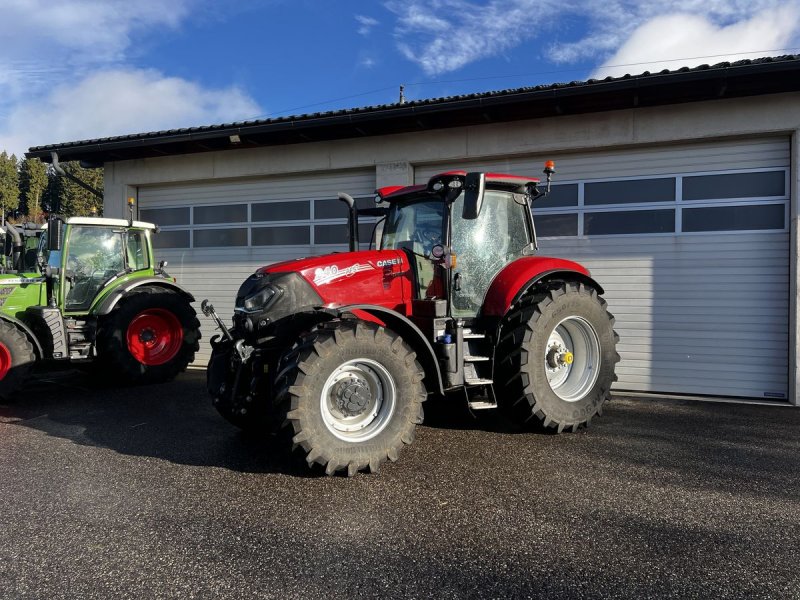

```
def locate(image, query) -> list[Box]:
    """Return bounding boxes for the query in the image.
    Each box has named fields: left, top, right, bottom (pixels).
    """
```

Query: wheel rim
left=0, top=342, right=11, bottom=381
left=320, top=358, right=397, bottom=443
left=544, top=316, right=601, bottom=402
left=126, top=309, right=184, bottom=366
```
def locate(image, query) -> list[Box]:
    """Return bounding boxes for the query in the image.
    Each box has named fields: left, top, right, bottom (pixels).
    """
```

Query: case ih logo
left=313, top=263, right=374, bottom=285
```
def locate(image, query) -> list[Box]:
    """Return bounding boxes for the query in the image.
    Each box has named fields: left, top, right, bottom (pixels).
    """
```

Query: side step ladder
left=463, top=329, right=497, bottom=410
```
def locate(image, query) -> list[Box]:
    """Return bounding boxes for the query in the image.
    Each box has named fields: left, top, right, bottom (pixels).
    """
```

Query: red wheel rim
left=0, top=343, right=11, bottom=381
left=126, top=309, right=184, bottom=366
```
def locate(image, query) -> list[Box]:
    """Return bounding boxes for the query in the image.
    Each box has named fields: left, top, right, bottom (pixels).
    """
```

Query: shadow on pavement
left=0, top=369, right=316, bottom=477
left=2, top=369, right=799, bottom=497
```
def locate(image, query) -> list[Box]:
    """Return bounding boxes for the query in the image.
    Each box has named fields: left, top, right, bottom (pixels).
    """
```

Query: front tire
left=496, top=282, right=619, bottom=432
left=0, top=321, right=36, bottom=399
left=276, top=320, right=426, bottom=476
left=97, top=288, right=200, bottom=385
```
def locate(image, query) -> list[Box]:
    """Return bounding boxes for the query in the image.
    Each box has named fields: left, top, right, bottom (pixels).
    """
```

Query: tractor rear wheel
left=496, top=282, right=619, bottom=432
left=97, top=288, right=200, bottom=384
left=0, top=321, right=36, bottom=399
left=275, top=320, right=426, bottom=476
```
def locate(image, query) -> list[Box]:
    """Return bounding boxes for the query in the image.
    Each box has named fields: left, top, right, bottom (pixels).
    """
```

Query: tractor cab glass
left=450, top=190, right=531, bottom=316
left=64, top=226, right=125, bottom=310
left=381, top=199, right=445, bottom=299
left=380, top=189, right=532, bottom=316
left=60, top=225, right=151, bottom=311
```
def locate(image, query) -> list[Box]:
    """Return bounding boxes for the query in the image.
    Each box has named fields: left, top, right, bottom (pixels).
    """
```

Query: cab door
left=449, top=191, right=531, bottom=318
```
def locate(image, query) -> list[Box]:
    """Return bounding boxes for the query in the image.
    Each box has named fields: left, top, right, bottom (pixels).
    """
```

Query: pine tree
left=0, top=152, right=20, bottom=221
left=59, top=162, right=104, bottom=218
left=19, top=157, right=48, bottom=221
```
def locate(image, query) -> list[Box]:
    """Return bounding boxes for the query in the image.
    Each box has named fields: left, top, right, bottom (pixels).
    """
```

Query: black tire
left=0, top=321, right=36, bottom=399
left=496, top=282, right=620, bottom=432
left=275, top=319, right=426, bottom=476
left=96, top=287, right=200, bottom=385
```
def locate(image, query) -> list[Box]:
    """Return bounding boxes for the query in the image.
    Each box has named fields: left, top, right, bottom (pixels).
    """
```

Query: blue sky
left=1, top=0, right=799, bottom=156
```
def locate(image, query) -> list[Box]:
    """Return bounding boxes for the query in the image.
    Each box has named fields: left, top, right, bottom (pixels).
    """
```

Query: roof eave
left=25, top=58, right=800, bottom=164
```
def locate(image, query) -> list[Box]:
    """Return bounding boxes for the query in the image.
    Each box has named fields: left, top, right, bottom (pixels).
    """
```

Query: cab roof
left=66, top=216, right=156, bottom=229
left=376, top=171, right=541, bottom=202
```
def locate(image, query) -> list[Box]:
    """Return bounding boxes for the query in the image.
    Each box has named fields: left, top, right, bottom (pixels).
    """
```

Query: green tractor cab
left=0, top=214, right=201, bottom=398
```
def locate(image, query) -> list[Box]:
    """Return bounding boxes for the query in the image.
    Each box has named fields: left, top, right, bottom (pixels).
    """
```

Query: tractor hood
left=233, top=250, right=411, bottom=333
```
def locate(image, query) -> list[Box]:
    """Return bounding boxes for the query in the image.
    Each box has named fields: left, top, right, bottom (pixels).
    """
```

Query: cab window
left=126, top=230, right=149, bottom=271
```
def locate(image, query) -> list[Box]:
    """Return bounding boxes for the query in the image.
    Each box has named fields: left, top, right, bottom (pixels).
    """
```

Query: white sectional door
left=415, top=137, right=790, bottom=400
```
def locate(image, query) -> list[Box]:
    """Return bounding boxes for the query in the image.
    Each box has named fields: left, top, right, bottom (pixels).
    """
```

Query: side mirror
left=47, top=217, right=64, bottom=252
left=462, top=172, right=485, bottom=220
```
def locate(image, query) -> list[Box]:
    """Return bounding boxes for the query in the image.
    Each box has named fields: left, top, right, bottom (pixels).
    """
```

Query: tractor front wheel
left=97, top=288, right=200, bottom=385
left=0, top=321, right=36, bottom=399
left=276, top=320, right=426, bottom=476
left=496, top=282, right=620, bottom=432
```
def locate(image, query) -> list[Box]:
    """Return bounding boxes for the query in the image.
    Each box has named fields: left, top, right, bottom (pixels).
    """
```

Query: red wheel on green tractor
left=126, top=308, right=184, bottom=366
left=0, top=320, right=36, bottom=400
left=97, top=288, right=200, bottom=384
left=0, top=342, right=12, bottom=380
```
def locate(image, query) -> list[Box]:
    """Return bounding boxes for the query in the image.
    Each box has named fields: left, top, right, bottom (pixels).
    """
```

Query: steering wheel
left=412, top=228, right=441, bottom=253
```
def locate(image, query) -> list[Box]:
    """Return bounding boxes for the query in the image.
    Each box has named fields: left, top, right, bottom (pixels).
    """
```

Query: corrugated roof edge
left=26, top=54, right=800, bottom=156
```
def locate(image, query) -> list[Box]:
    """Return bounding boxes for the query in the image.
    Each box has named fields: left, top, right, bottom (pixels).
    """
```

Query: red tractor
left=204, top=165, right=619, bottom=475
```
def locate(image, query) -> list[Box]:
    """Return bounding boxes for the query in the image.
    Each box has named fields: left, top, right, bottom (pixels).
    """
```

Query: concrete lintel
left=375, top=162, right=413, bottom=189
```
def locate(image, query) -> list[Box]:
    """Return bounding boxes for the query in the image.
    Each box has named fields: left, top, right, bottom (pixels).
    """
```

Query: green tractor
left=0, top=209, right=201, bottom=398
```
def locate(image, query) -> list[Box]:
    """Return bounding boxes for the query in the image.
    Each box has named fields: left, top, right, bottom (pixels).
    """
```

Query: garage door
left=415, top=138, right=790, bottom=400
left=138, top=169, right=376, bottom=364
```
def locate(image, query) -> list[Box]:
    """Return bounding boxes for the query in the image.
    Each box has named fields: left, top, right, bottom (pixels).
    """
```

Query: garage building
left=27, top=56, right=800, bottom=405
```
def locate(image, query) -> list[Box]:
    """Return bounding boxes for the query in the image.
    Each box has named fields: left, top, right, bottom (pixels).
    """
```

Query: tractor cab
left=38, top=216, right=156, bottom=312
left=377, top=170, right=548, bottom=318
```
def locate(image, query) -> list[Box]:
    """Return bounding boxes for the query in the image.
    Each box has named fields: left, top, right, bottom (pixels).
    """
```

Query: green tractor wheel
left=96, top=287, right=200, bottom=385
left=0, top=320, right=36, bottom=400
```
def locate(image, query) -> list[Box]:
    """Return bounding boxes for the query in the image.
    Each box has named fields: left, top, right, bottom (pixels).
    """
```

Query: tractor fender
left=330, top=304, right=444, bottom=395
left=0, top=313, right=43, bottom=359
left=94, top=277, right=196, bottom=316
left=482, top=257, right=604, bottom=318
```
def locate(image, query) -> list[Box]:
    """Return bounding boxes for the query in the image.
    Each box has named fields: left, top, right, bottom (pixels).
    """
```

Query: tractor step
left=463, top=329, right=486, bottom=340
left=464, top=354, right=490, bottom=362
left=468, top=399, right=497, bottom=410
left=465, top=377, right=494, bottom=386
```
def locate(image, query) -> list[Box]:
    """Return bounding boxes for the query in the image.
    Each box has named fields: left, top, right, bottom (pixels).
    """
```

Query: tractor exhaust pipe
left=337, top=192, right=359, bottom=252
left=4, top=222, right=23, bottom=271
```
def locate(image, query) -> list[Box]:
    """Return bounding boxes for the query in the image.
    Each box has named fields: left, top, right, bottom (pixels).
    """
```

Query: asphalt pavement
left=0, top=370, right=798, bottom=599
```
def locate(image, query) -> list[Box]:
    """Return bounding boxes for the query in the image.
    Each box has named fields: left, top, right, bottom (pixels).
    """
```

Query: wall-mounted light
left=229, top=134, right=241, bottom=144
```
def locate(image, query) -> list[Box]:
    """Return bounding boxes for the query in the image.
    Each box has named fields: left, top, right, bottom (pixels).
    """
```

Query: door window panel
left=451, top=191, right=530, bottom=316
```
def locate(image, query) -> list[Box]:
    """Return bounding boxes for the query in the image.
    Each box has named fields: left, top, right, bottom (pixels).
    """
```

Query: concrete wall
left=792, top=130, right=799, bottom=406
left=103, top=92, right=800, bottom=404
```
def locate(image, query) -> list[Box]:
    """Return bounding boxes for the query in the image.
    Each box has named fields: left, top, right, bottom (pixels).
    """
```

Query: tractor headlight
left=242, top=284, right=281, bottom=312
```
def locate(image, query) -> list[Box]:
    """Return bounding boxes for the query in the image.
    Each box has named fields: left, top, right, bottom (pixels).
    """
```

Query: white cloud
left=0, top=0, right=194, bottom=99
left=549, top=0, right=799, bottom=66
left=360, top=57, right=378, bottom=69
left=387, top=0, right=557, bottom=76
left=356, top=14, right=380, bottom=35
left=386, top=0, right=800, bottom=77
left=0, top=69, right=261, bottom=156
left=592, top=7, right=800, bottom=78
left=0, top=0, right=263, bottom=156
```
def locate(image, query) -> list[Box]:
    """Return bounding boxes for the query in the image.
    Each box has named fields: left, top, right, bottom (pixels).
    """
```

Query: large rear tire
left=276, top=320, right=426, bottom=476
left=495, top=282, right=619, bottom=432
left=0, top=321, right=36, bottom=400
left=96, top=287, right=200, bottom=385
